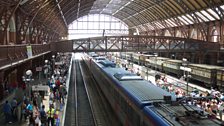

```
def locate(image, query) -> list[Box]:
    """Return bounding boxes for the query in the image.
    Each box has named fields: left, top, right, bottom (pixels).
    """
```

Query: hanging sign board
left=26, top=45, right=33, bottom=58
left=32, top=85, right=49, bottom=91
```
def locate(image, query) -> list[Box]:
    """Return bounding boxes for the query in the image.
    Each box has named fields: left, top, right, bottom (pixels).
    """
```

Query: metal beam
left=67, top=35, right=221, bottom=53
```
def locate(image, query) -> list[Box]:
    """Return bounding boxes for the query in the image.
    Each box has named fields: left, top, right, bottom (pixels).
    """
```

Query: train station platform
left=0, top=53, right=72, bottom=126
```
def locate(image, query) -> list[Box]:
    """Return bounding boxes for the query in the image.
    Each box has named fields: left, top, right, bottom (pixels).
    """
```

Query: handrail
left=0, top=44, right=51, bottom=68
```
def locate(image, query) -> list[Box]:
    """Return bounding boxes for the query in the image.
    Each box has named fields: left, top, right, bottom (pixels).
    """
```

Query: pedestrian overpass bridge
left=55, top=35, right=220, bottom=53
left=0, top=35, right=221, bottom=68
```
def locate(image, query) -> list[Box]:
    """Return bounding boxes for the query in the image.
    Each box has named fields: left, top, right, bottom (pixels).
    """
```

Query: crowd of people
left=155, top=74, right=224, bottom=121
left=2, top=53, right=71, bottom=126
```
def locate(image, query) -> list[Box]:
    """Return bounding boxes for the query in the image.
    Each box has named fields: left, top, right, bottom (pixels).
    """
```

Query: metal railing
left=0, top=44, right=51, bottom=68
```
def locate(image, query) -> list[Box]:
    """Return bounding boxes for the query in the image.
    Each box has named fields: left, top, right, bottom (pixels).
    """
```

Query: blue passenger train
left=83, top=53, right=222, bottom=126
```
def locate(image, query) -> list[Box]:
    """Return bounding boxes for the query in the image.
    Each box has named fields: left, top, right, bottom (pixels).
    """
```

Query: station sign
left=55, top=62, right=63, bottom=65
left=36, top=67, right=42, bottom=71
left=180, top=66, right=192, bottom=72
left=32, top=85, right=49, bottom=91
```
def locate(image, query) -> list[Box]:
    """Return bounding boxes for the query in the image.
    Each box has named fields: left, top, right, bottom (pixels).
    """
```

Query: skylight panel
left=164, top=19, right=174, bottom=27
left=178, top=16, right=189, bottom=25
left=181, top=15, right=193, bottom=24
left=167, top=19, right=177, bottom=27
left=220, top=5, right=224, bottom=10
left=185, top=14, right=194, bottom=22
left=155, top=22, right=165, bottom=29
left=195, top=12, right=209, bottom=22
left=146, top=23, right=154, bottom=30
left=200, top=10, right=215, bottom=21
left=207, top=9, right=220, bottom=19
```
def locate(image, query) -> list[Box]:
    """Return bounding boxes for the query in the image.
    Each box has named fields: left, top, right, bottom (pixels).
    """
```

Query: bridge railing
left=0, top=36, right=218, bottom=67
left=0, top=44, right=51, bottom=68
left=71, top=35, right=221, bottom=52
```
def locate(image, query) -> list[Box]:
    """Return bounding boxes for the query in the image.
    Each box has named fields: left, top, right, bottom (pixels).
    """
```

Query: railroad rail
left=80, top=59, right=122, bottom=126
left=64, top=60, right=95, bottom=126
left=75, top=60, right=95, bottom=126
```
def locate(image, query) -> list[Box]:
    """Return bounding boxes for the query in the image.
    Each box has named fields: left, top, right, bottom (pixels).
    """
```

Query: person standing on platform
left=33, top=102, right=40, bottom=126
left=55, top=89, right=60, bottom=110
left=21, top=101, right=27, bottom=121
left=40, top=105, right=47, bottom=126
left=26, top=101, right=34, bottom=125
left=218, top=102, right=224, bottom=120
left=47, top=104, right=55, bottom=126
left=11, top=97, right=17, bottom=120
left=3, top=100, right=12, bottom=124
left=37, top=93, right=42, bottom=109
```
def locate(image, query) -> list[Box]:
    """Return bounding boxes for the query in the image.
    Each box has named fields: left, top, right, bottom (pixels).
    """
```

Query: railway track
left=65, top=56, right=121, bottom=126
left=65, top=60, right=95, bottom=126
left=80, top=60, right=121, bottom=126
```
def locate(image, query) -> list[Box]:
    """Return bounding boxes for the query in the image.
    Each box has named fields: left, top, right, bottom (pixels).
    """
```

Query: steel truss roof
left=1, top=0, right=224, bottom=36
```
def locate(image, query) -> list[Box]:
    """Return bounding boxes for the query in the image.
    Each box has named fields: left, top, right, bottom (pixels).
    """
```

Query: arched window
left=68, top=14, right=129, bottom=39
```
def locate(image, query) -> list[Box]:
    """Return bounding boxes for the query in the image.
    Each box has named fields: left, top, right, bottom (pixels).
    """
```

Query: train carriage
left=101, top=67, right=173, bottom=126
left=120, top=52, right=126, bottom=59
left=125, top=52, right=133, bottom=62
left=189, top=64, right=224, bottom=88
left=217, top=69, right=224, bottom=91
left=139, top=54, right=153, bottom=66
left=83, top=53, right=222, bottom=126
left=163, top=59, right=182, bottom=77
left=132, top=53, right=141, bottom=64
left=145, top=57, right=169, bottom=71
left=84, top=54, right=173, bottom=126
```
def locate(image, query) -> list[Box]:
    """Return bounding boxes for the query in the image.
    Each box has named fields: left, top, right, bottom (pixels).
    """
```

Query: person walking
left=11, top=97, right=17, bottom=120
left=33, top=103, right=40, bottom=126
left=21, top=101, right=27, bottom=121
left=47, top=104, right=55, bottom=126
left=3, top=100, right=12, bottom=124
left=40, top=105, right=47, bottom=126
left=26, top=101, right=34, bottom=125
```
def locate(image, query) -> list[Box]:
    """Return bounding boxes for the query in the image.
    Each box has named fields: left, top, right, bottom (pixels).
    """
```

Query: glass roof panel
left=195, top=12, right=209, bottom=22
left=178, top=16, right=189, bottom=25
left=181, top=15, right=193, bottom=24
left=186, top=14, right=195, bottom=23
left=164, top=20, right=173, bottom=27
left=155, top=22, right=165, bottom=29
left=200, top=10, right=215, bottom=21
left=207, top=9, right=220, bottom=19
left=220, top=5, right=224, bottom=10
left=167, top=19, right=177, bottom=27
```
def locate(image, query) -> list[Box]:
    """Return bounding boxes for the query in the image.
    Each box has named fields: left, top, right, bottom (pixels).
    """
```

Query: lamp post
left=52, top=55, right=55, bottom=75
left=181, top=58, right=191, bottom=95
left=44, top=60, right=49, bottom=78
left=154, top=53, right=158, bottom=71
left=22, top=70, right=33, bottom=98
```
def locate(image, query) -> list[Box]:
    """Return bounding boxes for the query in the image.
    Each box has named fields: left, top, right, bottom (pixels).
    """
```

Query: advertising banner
left=26, top=45, right=33, bottom=58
